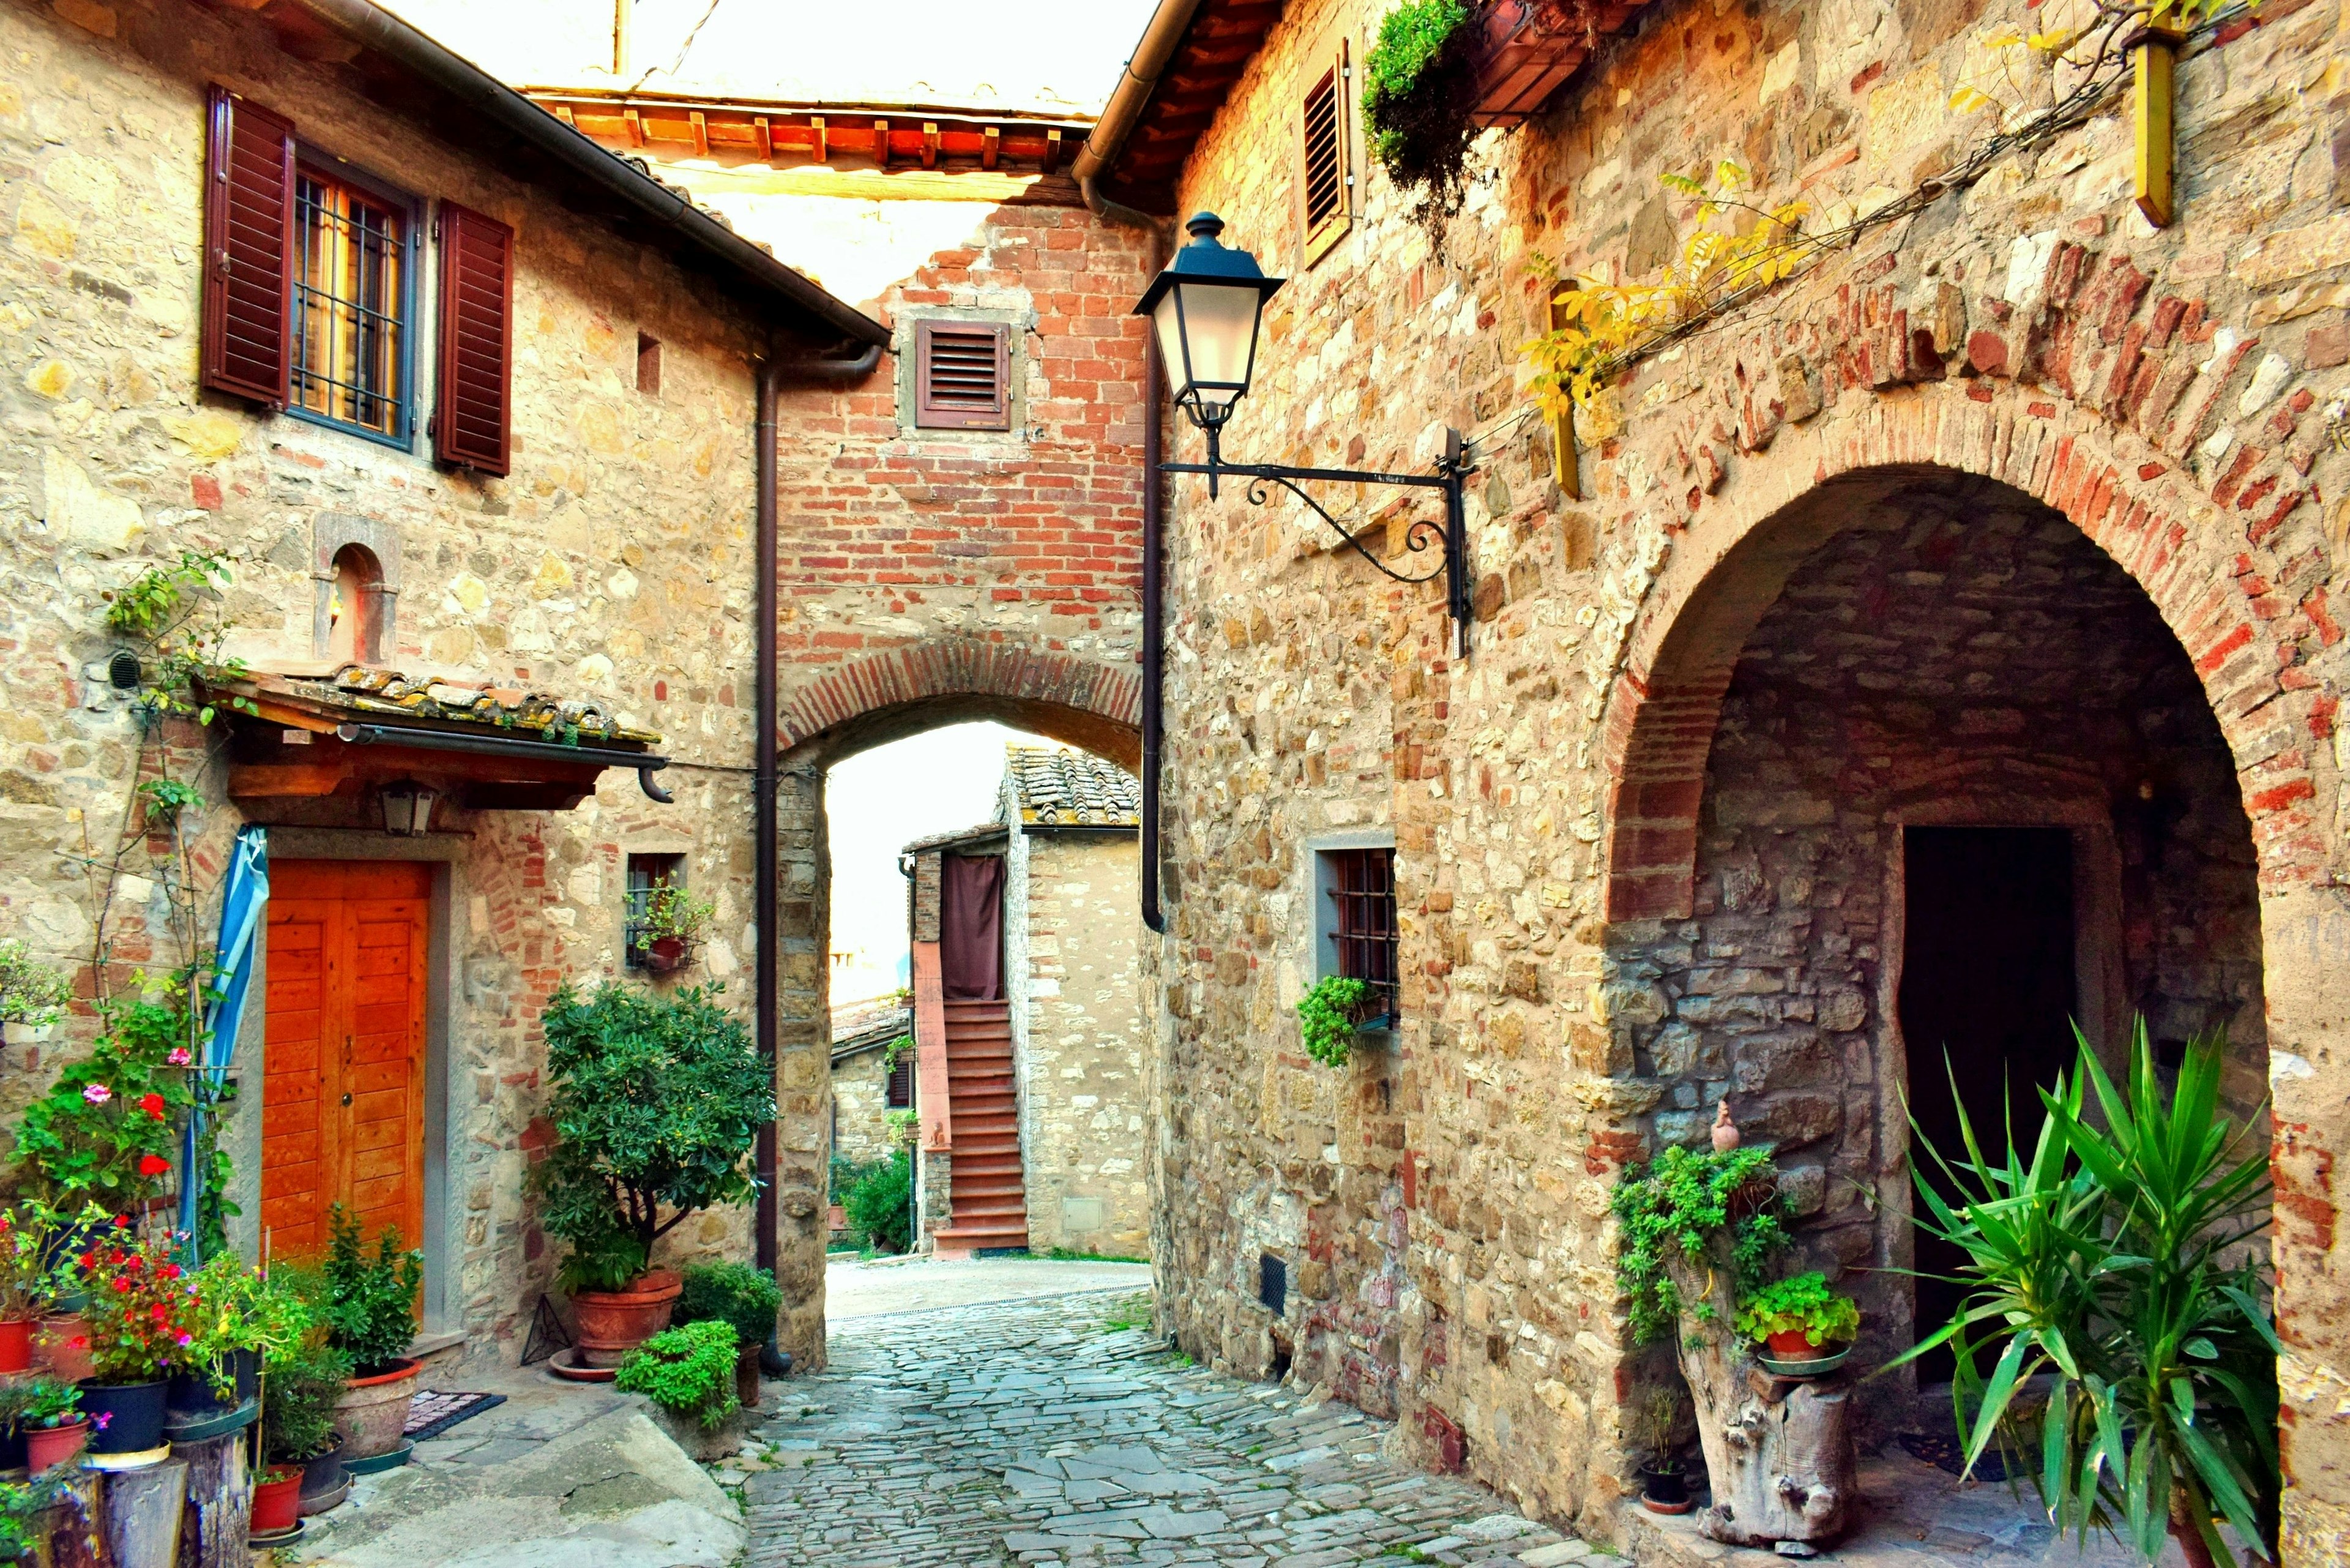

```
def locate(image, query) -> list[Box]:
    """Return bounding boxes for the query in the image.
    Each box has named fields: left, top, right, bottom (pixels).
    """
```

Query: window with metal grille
left=884, top=1049, right=914, bottom=1110
left=913, top=319, right=1010, bottom=430
left=1298, top=40, right=1352, bottom=264
left=291, top=168, right=411, bottom=442
left=1324, top=848, right=1398, bottom=1020
left=622, top=852, right=684, bottom=969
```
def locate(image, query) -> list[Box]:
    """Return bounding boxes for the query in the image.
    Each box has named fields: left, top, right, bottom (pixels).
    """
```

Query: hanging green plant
left=1611, top=1143, right=1786, bottom=1345
left=1362, top=0, right=1480, bottom=244
left=1296, top=976, right=1372, bottom=1068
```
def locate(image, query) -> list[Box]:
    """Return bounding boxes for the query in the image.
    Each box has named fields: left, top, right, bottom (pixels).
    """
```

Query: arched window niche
left=311, top=514, right=400, bottom=668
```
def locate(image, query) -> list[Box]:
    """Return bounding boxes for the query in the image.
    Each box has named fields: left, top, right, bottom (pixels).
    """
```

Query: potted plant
left=1360, top=0, right=1481, bottom=243
left=168, top=1254, right=308, bottom=1427
left=13, top=1379, right=89, bottom=1473
left=1736, top=1272, right=1860, bottom=1368
left=12, top=991, right=194, bottom=1209
left=73, top=1226, right=192, bottom=1457
left=0, top=1206, right=62, bottom=1373
left=534, top=983, right=773, bottom=1365
left=250, top=1459, right=305, bottom=1537
left=260, top=1338, right=354, bottom=1518
left=614, top=1318, right=741, bottom=1460
left=309, top=1209, right=424, bottom=1462
left=674, top=1261, right=783, bottom=1408
left=634, top=885, right=715, bottom=975
left=1624, top=1385, right=1693, bottom=1514
left=1295, top=976, right=1375, bottom=1068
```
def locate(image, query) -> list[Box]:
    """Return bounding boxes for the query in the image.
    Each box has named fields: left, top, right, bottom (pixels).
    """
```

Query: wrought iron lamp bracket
left=1162, top=433, right=1474, bottom=658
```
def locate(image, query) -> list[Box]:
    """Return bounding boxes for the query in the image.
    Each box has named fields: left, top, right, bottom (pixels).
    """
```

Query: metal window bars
left=1327, top=848, right=1398, bottom=1022
left=294, top=173, right=405, bottom=436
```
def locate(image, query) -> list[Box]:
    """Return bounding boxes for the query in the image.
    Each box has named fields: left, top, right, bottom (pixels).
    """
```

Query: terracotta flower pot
left=36, top=1314, right=93, bottom=1384
left=26, top=1418, right=90, bottom=1473
left=572, top=1270, right=682, bottom=1368
left=252, top=1468, right=304, bottom=1534
left=333, top=1357, right=420, bottom=1460
left=0, top=1316, right=32, bottom=1374
left=1765, top=1327, right=1835, bottom=1360
left=642, top=937, right=689, bottom=974
left=734, top=1341, right=761, bottom=1410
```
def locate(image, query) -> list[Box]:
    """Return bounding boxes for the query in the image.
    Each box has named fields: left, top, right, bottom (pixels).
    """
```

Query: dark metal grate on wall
left=1327, top=848, right=1398, bottom=1018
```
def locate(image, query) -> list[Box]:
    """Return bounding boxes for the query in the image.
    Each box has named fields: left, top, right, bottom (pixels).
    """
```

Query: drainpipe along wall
left=753, top=342, right=885, bottom=1282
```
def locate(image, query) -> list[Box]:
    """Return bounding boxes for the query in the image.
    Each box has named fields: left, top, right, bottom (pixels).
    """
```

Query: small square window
left=636, top=332, right=662, bottom=396
left=623, top=852, right=684, bottom=969
left=291, top=163, right=414, bottom=445
left=1321, top=847, right=1397, bottom=1022
left=884, top=1049, right=914, bottom=1110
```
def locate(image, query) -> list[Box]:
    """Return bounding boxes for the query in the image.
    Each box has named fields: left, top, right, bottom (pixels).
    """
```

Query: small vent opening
left=1258, top=1253, right=1288, bottom=1315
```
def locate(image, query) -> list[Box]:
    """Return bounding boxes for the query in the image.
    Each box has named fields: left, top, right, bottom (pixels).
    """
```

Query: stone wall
left=831, top=1045, right=897, bottom=1167
left=1007, top=824, right=1150, bottom=1259
left=0, top=0, right=780, bottom=1365
left=1151, top=0, right=2350, bottom=1549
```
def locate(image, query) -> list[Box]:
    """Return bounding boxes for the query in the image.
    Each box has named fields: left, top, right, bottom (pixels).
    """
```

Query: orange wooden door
left=263, top=862, right=429, bottom=1256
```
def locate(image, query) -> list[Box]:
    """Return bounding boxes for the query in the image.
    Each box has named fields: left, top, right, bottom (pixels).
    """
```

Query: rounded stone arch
left=777, top=638, right=1142, bottom=770
left=1601, top=395, right=2329, bottom=924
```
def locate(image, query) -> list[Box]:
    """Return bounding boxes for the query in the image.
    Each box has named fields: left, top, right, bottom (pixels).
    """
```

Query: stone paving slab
left=743, top=1289, right=1602, bottom=1567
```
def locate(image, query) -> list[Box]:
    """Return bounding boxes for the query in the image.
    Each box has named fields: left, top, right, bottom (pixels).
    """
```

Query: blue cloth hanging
left=179, top=826, right=269, bottom=1250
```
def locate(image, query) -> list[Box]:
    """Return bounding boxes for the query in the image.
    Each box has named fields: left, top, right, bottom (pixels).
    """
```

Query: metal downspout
left=1142, top=335, right=1166, bottom=934
left=1072, top=0, right=1202, bottom=226
left=753, top=359, right=781, bottom=1277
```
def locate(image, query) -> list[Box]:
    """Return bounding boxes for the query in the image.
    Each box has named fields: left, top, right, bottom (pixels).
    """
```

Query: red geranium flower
left=138, top=1154, right=170, bottom=1177
left=138, top=1093, right=166, bottom=1121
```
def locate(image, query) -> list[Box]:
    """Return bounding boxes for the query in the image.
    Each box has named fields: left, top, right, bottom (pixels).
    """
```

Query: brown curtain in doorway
left=939, top=853, right=1004, bottom=999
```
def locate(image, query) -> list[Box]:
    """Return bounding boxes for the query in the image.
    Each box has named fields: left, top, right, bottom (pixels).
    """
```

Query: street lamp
left=1135, top=213, right=1475, bottom=657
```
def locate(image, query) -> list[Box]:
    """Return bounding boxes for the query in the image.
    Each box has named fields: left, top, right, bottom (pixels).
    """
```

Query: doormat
left=1898, top=1429, right=2012, bottom=1482
left=404, top=1390, right=507, bottom=1443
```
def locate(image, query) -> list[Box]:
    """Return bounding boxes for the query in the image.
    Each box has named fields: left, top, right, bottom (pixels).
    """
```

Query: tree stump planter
left=177, top=1429, right=253, bottom=1567
left=102, top=1456, right=188, bottom=1567
left=1665, top=1238, right=1856, bottom=1550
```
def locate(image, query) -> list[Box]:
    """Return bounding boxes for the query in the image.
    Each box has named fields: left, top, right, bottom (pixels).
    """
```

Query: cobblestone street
left=740, top=1290, right=1600, bottom=1568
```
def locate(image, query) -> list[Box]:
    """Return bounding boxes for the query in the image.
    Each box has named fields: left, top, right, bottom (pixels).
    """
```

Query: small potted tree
left=1736, top=1272, right=1860, bottom=1373
left=634, top=886, right=714, bottom=976
left=260, top=1337, right=354, bottom=1522
left=1625, top=1385, right=1693, bottom=1514
left=674, top=1261, right=784, bottom=1409
left=311, top=1209, right=424, bottom=1464
left=614, top=1318, right=742, bottom=1460
left=535, top=983, right=774, bottom=1366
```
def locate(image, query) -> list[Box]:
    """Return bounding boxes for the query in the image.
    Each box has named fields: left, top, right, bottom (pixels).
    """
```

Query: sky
left=825, top=722, right=1043, bottom=1008
left=382, top=0, right=1160, bottom=114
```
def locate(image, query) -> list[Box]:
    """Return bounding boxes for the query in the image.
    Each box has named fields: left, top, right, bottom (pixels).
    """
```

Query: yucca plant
left=1892, top=1021, right=2277, bottom=1568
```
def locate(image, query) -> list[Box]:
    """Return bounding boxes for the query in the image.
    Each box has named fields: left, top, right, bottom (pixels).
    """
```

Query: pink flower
left=92, top=1412, right=110, bottom=1432
left=166, top=1048, right=192, bottom=1066
left=176, top=1333, right=192, bottom=1346
left=81, top=1083, right=111, bottom=1105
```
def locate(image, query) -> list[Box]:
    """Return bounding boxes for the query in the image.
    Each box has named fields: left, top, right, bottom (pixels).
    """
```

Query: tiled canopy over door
left=263, top=861, right=430, bottom=1253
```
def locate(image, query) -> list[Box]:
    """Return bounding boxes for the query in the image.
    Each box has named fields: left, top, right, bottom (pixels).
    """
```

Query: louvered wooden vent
left=914, top=320, right=1010, bottom=430
left=1302, top=67, right=1345, bottom=240
left=201, top=86, right=297, bottom=406
left=434, top=201, right=515, bottom=475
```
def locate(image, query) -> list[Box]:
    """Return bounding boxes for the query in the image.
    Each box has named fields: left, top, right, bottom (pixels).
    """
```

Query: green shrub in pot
left=614, top=1318, right=738, bottom=1428
left=261, top=1340, right=352, bottom=1466
left=316, top=1207, right=423, bottom=1375
left=674, top=1262, right=783, bottom=1350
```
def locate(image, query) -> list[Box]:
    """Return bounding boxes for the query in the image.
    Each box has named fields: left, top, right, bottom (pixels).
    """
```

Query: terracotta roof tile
left=1004, top=745, right=1140, bottom=827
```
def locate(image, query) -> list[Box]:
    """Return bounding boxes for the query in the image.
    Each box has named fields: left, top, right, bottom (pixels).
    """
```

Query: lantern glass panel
left=1163, top=279, right=1264, bottom=409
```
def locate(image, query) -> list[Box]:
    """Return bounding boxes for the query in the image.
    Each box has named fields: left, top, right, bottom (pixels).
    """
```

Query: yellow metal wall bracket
left=2133, top=24, right=2187, bottom=228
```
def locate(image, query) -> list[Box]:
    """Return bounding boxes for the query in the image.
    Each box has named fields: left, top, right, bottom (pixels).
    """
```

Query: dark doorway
left=1898, top=826, right=2077, bottom=1381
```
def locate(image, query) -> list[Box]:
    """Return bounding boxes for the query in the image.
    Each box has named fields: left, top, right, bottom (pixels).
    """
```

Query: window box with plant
left=615, top=1318, right=742, bottom=1460
left=535, top=983, right=774, bottom=1365
left=631, top=884, right=715, bottom=976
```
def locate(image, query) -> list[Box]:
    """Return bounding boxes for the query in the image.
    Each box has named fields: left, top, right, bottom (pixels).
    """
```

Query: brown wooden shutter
left=433, top=200, right=514, bottom=474
left=913, top=320, right=1010, bottom=430
left=1297, top=37, right=1352, bottom=266
left=200, top=85, right=296, bottom=408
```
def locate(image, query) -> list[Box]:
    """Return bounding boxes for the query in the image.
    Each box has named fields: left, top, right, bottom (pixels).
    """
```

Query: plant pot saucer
left=163, top=1398, right=258, bottom=1441
left=1756, top=1345, right=1851, bottom=1377
left=546, top=1347, right=617, bottom=1384
left=341, top=1439, right=413, bottom=1476
left=248, top=1520, right=306, bottom=1548
left=299, top=1478, right=351, bottom=1516
left=81, top=1443, right=171, bottom=1472
left=1641, top=1493, right=1698, bottom=1515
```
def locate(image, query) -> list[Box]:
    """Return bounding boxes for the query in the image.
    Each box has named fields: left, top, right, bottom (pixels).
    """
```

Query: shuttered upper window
left=912, top=319, right=1011, bottom=431
left=201, top=87, right=297, bottom=408
left=434, top=201, right=516, bottom=476
left=292, top=169, right=412, bottom=443
left=1297, top=38, right=1354, bottom=266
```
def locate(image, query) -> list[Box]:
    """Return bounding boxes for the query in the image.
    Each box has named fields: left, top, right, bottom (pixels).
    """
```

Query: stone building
left=829, top=996, right=912, bottom=1170
left=894, top=745, right=1150, bottom=1260
left=1076, top=0, right=2350, bottom=1557
left=0, top=0, right=893, bottom=1365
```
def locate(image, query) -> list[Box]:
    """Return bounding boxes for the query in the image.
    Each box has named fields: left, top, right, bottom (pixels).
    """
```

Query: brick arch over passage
left=1602, top=417, right=2329, bottom=925
left=778, top=638, right=1143, bottom=771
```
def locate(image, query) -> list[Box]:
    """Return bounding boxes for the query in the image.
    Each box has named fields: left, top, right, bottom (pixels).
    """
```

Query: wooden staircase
left=932, top=997, right=1028, bottom=1253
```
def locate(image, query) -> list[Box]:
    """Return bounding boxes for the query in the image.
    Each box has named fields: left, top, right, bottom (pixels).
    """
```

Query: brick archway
left=778, top=637, right=1143, bottom=769
left=1592, top=383, right=2350, bottom=1551
left=1602, top=392, right=2329, bottom=924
